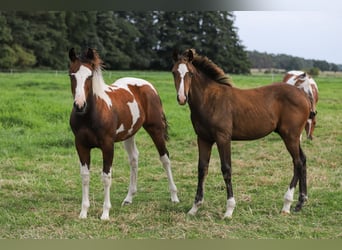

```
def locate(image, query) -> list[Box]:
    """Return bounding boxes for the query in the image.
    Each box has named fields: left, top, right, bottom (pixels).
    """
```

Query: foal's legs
left=100, top=140, right=114, bottom=220
left=76, top=142, right=91, bottom=219
left=188, top=137, right=213, bottom=215
left=295, top=146, right=307, bottom=211
left=281, top=138, right=307, bottom=214
left=216, top=139, right=236, bottom=219
left=144, top=125, right=179, bottom=203
left=122, top=136, right=139, bottom=205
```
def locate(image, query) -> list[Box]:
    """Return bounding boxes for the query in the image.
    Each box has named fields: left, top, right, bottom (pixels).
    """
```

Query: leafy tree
left=95, top=11, right=129, bottom=69
left=153, top=11, right=250, bottom=73
left=124, top=11, right=160, bottom=69
left=65, top=11, right=101, bottom=54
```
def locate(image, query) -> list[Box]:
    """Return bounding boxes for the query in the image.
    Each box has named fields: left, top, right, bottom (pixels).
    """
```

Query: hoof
left=223, top=214, right=233, bottom=220
left=187, top=207, right=198, bottom=216
left=100, top=215, right=110, bottom=221
left=187, top=210, right=196, bottom=216
left=121, top=200, right=132, bottom=206
left=294, top=206, right=302, bottom=212
left=171, top=197, right=180, bottom=203
left=79, top=211, right=88, bottom=219
left=281, top=210, right=291, bottom=215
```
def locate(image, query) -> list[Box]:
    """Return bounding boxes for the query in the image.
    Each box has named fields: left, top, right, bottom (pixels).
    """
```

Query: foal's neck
left=188, top=72, right=212, bottom=107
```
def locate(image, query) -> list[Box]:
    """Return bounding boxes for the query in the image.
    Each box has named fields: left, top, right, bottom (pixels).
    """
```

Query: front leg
left=100, top=142, right=114, bottom=220
left=76, top=142, right=91, bottom=219
left=79, top=163, right=90, bottom=219
left=188, top=137, right=213, bottom=216
left=101, top=170, right=112, bottom=220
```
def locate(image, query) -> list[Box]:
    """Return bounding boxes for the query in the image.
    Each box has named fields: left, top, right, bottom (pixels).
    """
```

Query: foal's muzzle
left=74, top=101, right=88, bottom=114
left=177, top=94, right=188, bottom=105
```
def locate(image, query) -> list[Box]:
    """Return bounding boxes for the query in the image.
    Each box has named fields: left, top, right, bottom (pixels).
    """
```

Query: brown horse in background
left=69, top=48, right=179, bottom=220
left=283, top=70, right=318, bottom=140
left=172, top=49, right=311, bottom=218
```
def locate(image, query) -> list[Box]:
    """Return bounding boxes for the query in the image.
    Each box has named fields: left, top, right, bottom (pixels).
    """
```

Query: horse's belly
left=231, top=122, right=275, bottom=140
left=231, top=130, right=273, bottom=140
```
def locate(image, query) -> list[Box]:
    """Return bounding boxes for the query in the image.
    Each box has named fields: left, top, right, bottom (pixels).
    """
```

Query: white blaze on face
left=285, top=75, right=297, bottom=86
left=285, top=71, right=316, bottom=96
left=285, top=71, right=305, bottom=86
left=71, top=65, right=92, bottom=108
left=177, top=63, right=189, bottom=103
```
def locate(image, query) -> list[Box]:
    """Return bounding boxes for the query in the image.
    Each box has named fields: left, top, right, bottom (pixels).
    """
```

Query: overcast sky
left=233, top=11, right=342, bottom=65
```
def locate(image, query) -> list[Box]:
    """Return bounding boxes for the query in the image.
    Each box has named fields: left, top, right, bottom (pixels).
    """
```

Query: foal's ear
left=86, top=48, right=95, bottom=60
left=299, top=72, right=307, bottom=79
left=172, top=49, right=179, bottom=62
left=69, top=48, right=77, bottom=62
left=187, top=48, right=195, bottom=62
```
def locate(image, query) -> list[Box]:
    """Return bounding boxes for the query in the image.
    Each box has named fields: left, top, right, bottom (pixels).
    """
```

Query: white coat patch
left=112, top=77, right=157, bottom=94
left=127, top=99, right=140, bottom=134
left=116, top=124, right=125, bottom=134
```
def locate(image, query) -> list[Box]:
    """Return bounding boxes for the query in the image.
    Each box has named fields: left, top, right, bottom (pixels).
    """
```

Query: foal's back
left=228, top=83, right=311, bottom=140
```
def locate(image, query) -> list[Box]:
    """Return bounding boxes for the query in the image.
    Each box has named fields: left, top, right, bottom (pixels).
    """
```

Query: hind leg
left=281, top=138, right=307, bottom=213
left=122, top=136, right=139, bottom=205
left=144, top=125, right=179, bottom=203
left=294, top=147, right=308, bottom=211
left=216, top=138, right=235, bottom=219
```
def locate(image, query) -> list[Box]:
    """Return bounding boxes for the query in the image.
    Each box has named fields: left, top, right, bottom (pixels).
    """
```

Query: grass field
left=0, top=70, right=341, bottom=239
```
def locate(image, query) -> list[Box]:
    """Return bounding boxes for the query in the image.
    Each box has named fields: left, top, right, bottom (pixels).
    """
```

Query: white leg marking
left=282, top=187, right=295, bottom=214
left=188, top=199, right=203, bottom=216
left=122, top=137, right=139, bottom=205
left=160, top=154, right=179, bottom=203
left=101, top=170, right=112, bottom=220
left=79, top=164, right=90, bottom=219
left=224, top=197, right=236, bottom=219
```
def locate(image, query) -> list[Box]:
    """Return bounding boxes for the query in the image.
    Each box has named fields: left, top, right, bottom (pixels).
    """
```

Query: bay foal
left=172, top=49, right=311, bottom=218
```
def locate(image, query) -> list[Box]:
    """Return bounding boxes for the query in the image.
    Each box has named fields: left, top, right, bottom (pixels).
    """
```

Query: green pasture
left=0, top=71, right=341, bottom=239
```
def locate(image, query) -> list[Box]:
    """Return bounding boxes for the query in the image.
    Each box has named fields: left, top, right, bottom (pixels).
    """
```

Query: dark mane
left=192, top=54, right=233, bottom=86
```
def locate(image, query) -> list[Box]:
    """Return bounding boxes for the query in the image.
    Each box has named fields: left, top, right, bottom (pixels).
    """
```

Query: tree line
left=0, top=11, right=250, bottom=74
left=248, top=50, right=341, bottom=73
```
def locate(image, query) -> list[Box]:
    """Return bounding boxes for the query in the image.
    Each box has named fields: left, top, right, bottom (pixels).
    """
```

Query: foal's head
left=68, top=48, right=102, bottom=114
left=172, top=49, right=197, bottom=105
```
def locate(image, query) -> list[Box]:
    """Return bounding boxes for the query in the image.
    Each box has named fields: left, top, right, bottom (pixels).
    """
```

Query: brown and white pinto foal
left=68, top=48, right=179, bottom=220
left=283, top=71, right=318, bottom=140
left=172, top=49, right=311, bottom=219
